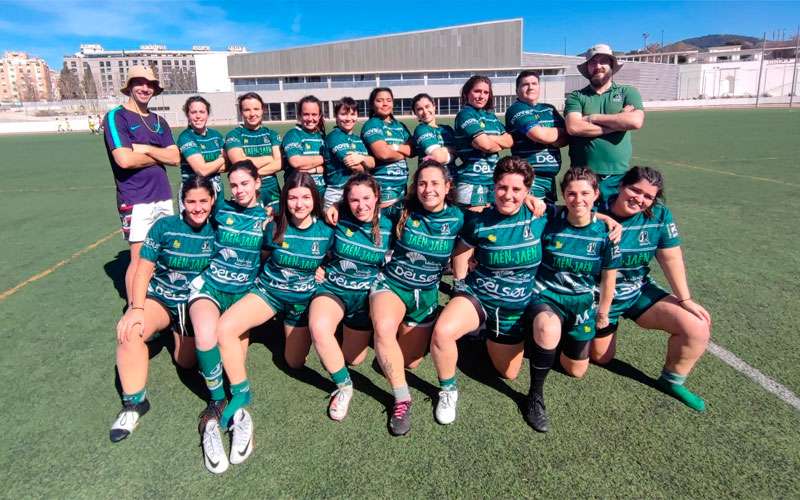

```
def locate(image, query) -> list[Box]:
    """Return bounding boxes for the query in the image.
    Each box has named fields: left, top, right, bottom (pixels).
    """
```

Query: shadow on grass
left=456, top=336, right=526, bottom=405
left=103, top=250, right=129, bottom=307
left=594, top=357, right=657, bottom=389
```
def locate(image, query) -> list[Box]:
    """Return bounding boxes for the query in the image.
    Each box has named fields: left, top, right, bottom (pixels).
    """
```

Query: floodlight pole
left=790, top=26, right=799, bottom=108
left=755, top=32, right=767, bottom=108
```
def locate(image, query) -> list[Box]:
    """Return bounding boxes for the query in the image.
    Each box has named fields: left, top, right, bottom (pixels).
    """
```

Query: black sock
left=530, top=342, right=557, bottom=397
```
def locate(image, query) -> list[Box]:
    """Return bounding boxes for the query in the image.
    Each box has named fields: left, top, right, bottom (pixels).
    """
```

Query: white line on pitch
left=707, top=341, right=800, bottom=411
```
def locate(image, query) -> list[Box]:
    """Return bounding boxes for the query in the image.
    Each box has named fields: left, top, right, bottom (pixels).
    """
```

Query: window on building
left=356, top=99, right=370, bottom=117
left=284, top=76, right=301, bottom=83
left=266, top=103, right=281, bottom=121
left=285, top=102, right=298, bottom=120
left=306, top=75, right=322, bottom=83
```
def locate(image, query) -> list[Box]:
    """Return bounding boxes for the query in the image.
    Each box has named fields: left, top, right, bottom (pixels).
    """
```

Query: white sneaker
left=435, top=389, right=458, bottom=425
left=328, top=385, right=354, bottom=421
left=202, top=419, right=229, bottom=474
left=109, top=399, right=150, bottom=442
left=229, top=409, right=254, bottom=465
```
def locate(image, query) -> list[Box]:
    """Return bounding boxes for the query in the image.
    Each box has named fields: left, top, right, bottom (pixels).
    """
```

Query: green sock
left=657, top=369, right=706, bottom=412
left=222, top=379, right=252, bottom=428
left=330, top=366, right=352, bottom=388
left=196, top=346, right=225, bottom=402
left=122, top=388, right=146, bottom=405
left=439, top=376, right=457, bottom=391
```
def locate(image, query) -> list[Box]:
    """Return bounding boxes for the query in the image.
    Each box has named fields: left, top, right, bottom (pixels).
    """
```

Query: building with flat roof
left=0, top=51, right=54, bottom=102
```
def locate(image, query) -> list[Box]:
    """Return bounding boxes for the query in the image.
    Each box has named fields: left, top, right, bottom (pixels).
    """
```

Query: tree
left=18, top=71, right=38, bottom=102
left=58, top=64, right=82, bottom=100
left=82, top=67, right=97, bottom=99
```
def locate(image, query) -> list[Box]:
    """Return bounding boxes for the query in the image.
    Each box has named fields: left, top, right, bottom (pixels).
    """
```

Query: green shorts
left=315, top=280, right=371, bottom=331
left=251, top=282, right=311, bottom=327
left=454, top=182, right=493, bottom=208
left=530, top=176, right=557, bottom=204
left=260, top=176, right=282, bottom=211
left=370, top=273, right=439, bottom=327
left=527, top=289, right=596, bottom=342
left=188, top=275, right=247, bottom=313
left=452, top=280, right=527, bottom=345
left=597, top=174, right=625, bottom=204
left=602, top=281, right=670, bottom=334
left=380, top=199, right=404, bottom=223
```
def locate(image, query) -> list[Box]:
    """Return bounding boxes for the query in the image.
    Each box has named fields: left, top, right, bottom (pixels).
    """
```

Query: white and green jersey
left=599, top=197, right=681, bottom=301
left=140, top=215, right=215, bottom=308
left=413, top=123, right=456, bottom=171
left=282, top=125, right=328, bottom=192
left=257, top=217, right=335, bottom=297
left=505, top=100, right=564, bottom=178
left=224, top=125, right=282, bottom=205
left=178, top=127, right=225, bottom=184
left=324, top=213, right=394, bottom=291
left=460, top=205, right=549, bottom=309
left=202, top=199, right=268, bottom=294
left=384, top=204, right=464, bottom=290
left=535, top=208, right=622, bottom=296
left=325, top=126, right=369, bottom=190
left=454, top=105, right=506, bottom=186
left=361, top=116, right=411, bottom=203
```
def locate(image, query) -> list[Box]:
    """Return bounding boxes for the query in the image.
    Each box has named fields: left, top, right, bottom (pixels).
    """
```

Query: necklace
left=138, top=110, right=161, bottom=134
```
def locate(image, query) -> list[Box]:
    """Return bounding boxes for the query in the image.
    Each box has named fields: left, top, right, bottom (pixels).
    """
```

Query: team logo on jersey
left=219, top=248, right=238, bottom=261
left=172, top=240, right=181, bottom=249
left=345, top=228, right=354, bottom=237
left=612, top=93, right=623, bottom=102
left=586, top=242, right=597, bottom=255
left=167, top=271, right=187, bottom=285
left=411, top=220, right=420, bottom=228
left=282, top=241, right=290, bottom=248
left=441, top=223, right=450, bottom=235
left=487, top=234, right=497, bottom=243
left=583, top=325, right=592, bottom=333
left=612, top=245, right=622, bottom=259
left=340, top=260, right=357, bottom=272
left=350, top=143, right=356, bottom=150
left=638, top=231, right=650, bottom=245
left=226, top=216, right=234, bottom=225
left=667, top=223, right=679, bottom=238
left=305, top=143, right=311, bottom=150
left=312, top=242, right=320, bottom=255
left=407, top=251, right=426, bottom=264
left=202, top=241, right=211, bottom=251
left=479, top=120, right=486, bottom=129
left=200, top=144, right=206, bottom=150
left=555, top=241, right=563, bottom=249
left=524, top=225, right=532, bottom=240
left=534, top=114, right=540, bottom=120
left=243, top=138, right=249, bottom=144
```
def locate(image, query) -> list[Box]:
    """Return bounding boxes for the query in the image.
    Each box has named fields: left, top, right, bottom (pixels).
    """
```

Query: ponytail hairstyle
left=368, top=87, right=394, bottom=119
left=180, top=174, right=216, bottom=201
left=620, top=166, right=665, bottom=218
left=339, top=173, right=383, bottom=246
left=272, top=172, right=323, bottom=245
left=297, top=95, right=326, bottom=136
left=395, top=159, right=452, bottom=240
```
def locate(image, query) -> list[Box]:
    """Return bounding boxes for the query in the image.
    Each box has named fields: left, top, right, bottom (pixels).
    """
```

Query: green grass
left=1, top=108, right=799, bottom=498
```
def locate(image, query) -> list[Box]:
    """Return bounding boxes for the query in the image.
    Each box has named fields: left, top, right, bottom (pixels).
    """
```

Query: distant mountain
left=678, top=34, right=761, bottom=49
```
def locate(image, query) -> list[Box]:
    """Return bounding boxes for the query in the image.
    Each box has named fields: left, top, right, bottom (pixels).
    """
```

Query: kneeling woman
left=430, top=157, right=547, bottom=425
left=526, top=167, right=621, bottom=433
left=215, top=173, right=334, bottom=444
left=111, top=176, right=216, bottom=442
left=370, top=160, right=464, bottom=436
left=308, top=174, right=393, bottom=421
left=591, top=166, right=711, bottom=411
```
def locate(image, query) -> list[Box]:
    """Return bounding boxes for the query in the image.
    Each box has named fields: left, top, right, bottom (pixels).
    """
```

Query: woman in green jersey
left=225, top=93, right=283, bottom=209
left=177, top=96, right=226, bottom=211
left=524, top=167, right=621, bottom=433
left=591, top=166, right=711, bottom=411
left=283, top=95, right=329, bottom=197
left=187, top=160, right=268, bottom=474
left=369, top=160, right=464, bottom=436
left=411, top=93, right=457, bottom=179
left=324, top=97, right=375, bottom=208
left=453, top=75, right=513, bottom=212
left=361, top=87, right=413, bottom=218
left=111, top=176, right=216, bottom=443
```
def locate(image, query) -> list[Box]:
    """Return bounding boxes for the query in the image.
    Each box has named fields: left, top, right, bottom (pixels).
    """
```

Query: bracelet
left=130, top=306, right=144, bottom=310
left=678, top=298, right=692, bottom=304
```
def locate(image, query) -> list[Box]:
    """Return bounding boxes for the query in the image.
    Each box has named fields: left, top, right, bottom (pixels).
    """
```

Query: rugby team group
left=103, top=44, right=712, bottom=474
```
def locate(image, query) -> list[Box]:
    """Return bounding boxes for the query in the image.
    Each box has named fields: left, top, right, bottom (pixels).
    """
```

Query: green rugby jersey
left=461, top=204, right=548, bottom=309
left=224, top=125, right=282, bottom=204
left=324, top=213, right=393, bottom=291
left=384, top=204, right=464, bottom=290
left=141, top=215, right=215, bottom=308
left=325, top=126, right=369, bottom=190
left=413, top=123, right=456, bottom=168
left=257, top=217, right=335, bottom=296
left=282, top=125, right=328, bottom=192
left=177, top=127, right=225, bottom=184
left=599, top=196, right=680, bottom=300
left=361, top=117, right=411, bottom=202
left=203, top=199, right=268, bottom=293
left=505, top=100, right=564, bottom=178
left=454, top=105, right=506, bottom=186
left=535, top=208, right=622, bottom=295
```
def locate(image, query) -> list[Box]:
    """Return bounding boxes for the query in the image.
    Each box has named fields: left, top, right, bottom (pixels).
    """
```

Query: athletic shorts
left=188, top=275, right=247, bottom=313
left=530, top=176, right=557, bottom=204
left=379, top=199, right=404, bottom=223
left=309, top=173, right=327, bottom=198
left=260, top=176, right=282, bottom=211
left=527, top=289, right=596, bottom=342
left=597, top=281, right=670, bottom=336
left=146, top=295, right=194, bottom=338
left=251, top=282, right=311, bottom=327
left=597, top=174, right=625, bottom=204
left=452, top=280, right=527, bottom=345
left=370, top=272, right=439, bottom=327
left=315, top=280, right=371, bottom=331
left=323, top=186, right=344, bottom=210
left=380, top=184, right=407, bottom=208
left=454, top=182, right=493, bottom=208
left=119, top=199, right=174, bottom=243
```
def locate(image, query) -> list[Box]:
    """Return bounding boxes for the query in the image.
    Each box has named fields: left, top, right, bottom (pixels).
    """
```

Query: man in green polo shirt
left=565, top=44, right=645, bottom=201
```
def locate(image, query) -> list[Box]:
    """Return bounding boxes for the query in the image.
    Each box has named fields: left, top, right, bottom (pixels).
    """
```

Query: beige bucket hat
left=121, top=65, right=164, bottom=96
left=577, top=44, right=624, bottom=80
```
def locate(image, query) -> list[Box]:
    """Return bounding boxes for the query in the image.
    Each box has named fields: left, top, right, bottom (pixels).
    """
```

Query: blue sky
left=1, top=0, right=798, bottom=68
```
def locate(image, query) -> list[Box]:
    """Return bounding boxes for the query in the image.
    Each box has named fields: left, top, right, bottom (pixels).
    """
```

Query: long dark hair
left=297, top=95, right=326, bottom=136
left=396, top=160, right=452, bottom=240
left=460, top=75, right=494, bottom=111
left=338, top=173, right=383, bottom=246
left=368, top=87, right=394, bottom=119
left=273, top=172, right=323, bottom=245
left=620, top=166, right=665, bottom=218
left=181, top=174, right=215, bottom=201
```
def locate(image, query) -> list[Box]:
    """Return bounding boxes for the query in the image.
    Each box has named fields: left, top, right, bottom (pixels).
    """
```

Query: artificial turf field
left=1, top=108, right=799, bottom=498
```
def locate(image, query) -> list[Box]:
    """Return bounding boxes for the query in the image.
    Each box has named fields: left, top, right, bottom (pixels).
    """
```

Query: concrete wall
left=195, top=53, right=233, bottom=93
left=678, top=60, right=799, bottom=98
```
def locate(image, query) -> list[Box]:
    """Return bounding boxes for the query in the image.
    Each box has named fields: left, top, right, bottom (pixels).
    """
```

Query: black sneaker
left=109, top=398, right=151, bottom=442
left=389, top=400, right=412, bottom=436
left=524, top=393, right=549, bottom=433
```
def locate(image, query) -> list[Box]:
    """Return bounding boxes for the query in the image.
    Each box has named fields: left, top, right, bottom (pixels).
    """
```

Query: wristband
left=678, top=298, right=692, bottom=304
left=130, top=306, right=144, bottom=310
